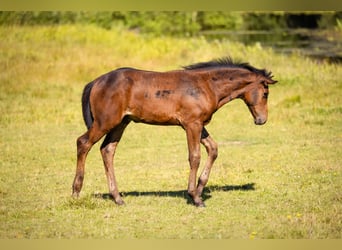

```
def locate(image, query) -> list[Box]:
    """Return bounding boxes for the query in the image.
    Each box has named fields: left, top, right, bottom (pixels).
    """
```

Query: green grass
left=0, top=25, right=341, bottom=239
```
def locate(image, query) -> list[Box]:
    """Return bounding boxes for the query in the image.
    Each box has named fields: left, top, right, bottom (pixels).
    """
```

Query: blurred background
left=1, top=11, right=341, bottom=63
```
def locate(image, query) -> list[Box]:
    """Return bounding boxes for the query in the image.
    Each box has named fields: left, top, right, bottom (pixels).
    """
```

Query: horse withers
left=72, top=57, right=277, bottom=207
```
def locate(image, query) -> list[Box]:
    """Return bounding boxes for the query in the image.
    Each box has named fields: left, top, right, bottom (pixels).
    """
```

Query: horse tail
left=81, top=81, right=95, bottom=129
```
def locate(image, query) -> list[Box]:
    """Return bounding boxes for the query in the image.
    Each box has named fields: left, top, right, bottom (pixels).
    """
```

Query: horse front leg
left=185, top=123, right=205, bottom=207
left=197, top=128, right=218, bottom=196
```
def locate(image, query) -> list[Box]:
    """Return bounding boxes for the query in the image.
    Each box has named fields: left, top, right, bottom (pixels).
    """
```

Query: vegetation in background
left=0, top=21, right=341, bottom=239
left=0, top=11, right=341, bottom=35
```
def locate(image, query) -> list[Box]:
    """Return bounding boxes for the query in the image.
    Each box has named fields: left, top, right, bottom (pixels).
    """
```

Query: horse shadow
left=93, top=183, right=255, bottom=204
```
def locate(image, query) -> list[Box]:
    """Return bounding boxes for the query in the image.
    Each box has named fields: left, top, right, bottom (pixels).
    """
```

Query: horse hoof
left=115, top=199, right=125, bottom=206
left=195, top=201, right=206, bottom=208
left=72, top=192, right=79, bottom=199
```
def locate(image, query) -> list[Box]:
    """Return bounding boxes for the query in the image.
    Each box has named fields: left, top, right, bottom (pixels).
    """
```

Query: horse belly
left=131, top=103, right=180, bottom=125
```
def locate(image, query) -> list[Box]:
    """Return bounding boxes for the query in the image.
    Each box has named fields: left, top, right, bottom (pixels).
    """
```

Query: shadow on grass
left=93, top=183, right=255, bottom=204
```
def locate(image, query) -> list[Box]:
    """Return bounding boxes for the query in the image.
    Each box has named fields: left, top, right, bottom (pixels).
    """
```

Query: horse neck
left=210, top=69, right=254, bottom=109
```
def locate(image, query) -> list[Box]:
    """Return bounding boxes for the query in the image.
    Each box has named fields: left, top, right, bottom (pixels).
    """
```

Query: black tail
left=81, top=81, right=95, bottom=129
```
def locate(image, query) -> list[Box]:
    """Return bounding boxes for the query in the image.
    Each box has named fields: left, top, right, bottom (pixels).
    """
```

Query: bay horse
left=72, top=57, right=277, bottom=207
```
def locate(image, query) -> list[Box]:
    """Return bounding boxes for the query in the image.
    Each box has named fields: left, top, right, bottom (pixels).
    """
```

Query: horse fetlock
left=72, top=185, right=81, bottom=196
left=196, top=185, right=205, bottom=197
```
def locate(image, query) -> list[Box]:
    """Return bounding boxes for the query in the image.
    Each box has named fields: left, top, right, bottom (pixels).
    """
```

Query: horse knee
left=188, top=152, right=201, bottom=168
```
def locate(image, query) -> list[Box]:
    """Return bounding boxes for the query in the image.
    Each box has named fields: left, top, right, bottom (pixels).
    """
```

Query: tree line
left=1, top=11, right=341, bottom=35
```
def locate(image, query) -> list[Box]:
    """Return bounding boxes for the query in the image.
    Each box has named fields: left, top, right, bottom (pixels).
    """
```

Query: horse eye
left=263, top=92, right=268, bottom=99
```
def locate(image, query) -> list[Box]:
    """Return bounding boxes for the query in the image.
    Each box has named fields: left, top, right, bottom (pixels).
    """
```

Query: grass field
left=0, top=25, right=341, bottom=239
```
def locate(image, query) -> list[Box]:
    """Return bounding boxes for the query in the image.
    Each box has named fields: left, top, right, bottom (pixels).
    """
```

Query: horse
left=72, top=57, right=277, bottom=207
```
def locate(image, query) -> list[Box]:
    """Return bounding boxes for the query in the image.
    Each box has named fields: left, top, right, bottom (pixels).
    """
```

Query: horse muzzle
left=254, top=117, right=267, bottom=125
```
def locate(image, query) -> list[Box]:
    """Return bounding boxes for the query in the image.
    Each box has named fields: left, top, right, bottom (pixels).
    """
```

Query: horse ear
left=264, top=76, right=277, bottom=85
left=268, top=78, right=277, bottom=84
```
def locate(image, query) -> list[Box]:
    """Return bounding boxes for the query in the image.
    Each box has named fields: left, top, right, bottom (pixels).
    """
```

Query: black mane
left=183, top=57, right=272, bottom=78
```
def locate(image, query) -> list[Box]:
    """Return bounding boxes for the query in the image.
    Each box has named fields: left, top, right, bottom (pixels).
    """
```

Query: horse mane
left=183, top=57, right=273, bottom=79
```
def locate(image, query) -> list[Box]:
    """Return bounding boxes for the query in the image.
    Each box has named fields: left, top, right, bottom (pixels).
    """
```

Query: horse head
left=242, top=76, right=277, bottom=125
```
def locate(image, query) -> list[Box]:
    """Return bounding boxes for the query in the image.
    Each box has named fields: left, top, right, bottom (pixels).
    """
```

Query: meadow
left=0, top=24, right=341, bottom=239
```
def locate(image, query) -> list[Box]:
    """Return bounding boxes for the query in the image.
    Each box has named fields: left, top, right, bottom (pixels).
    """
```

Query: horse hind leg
left=100, top=119, right=130, bottom=205
left=72, top=124, right=107, bottom=198
left=197, top=129, right=218, bottom=197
